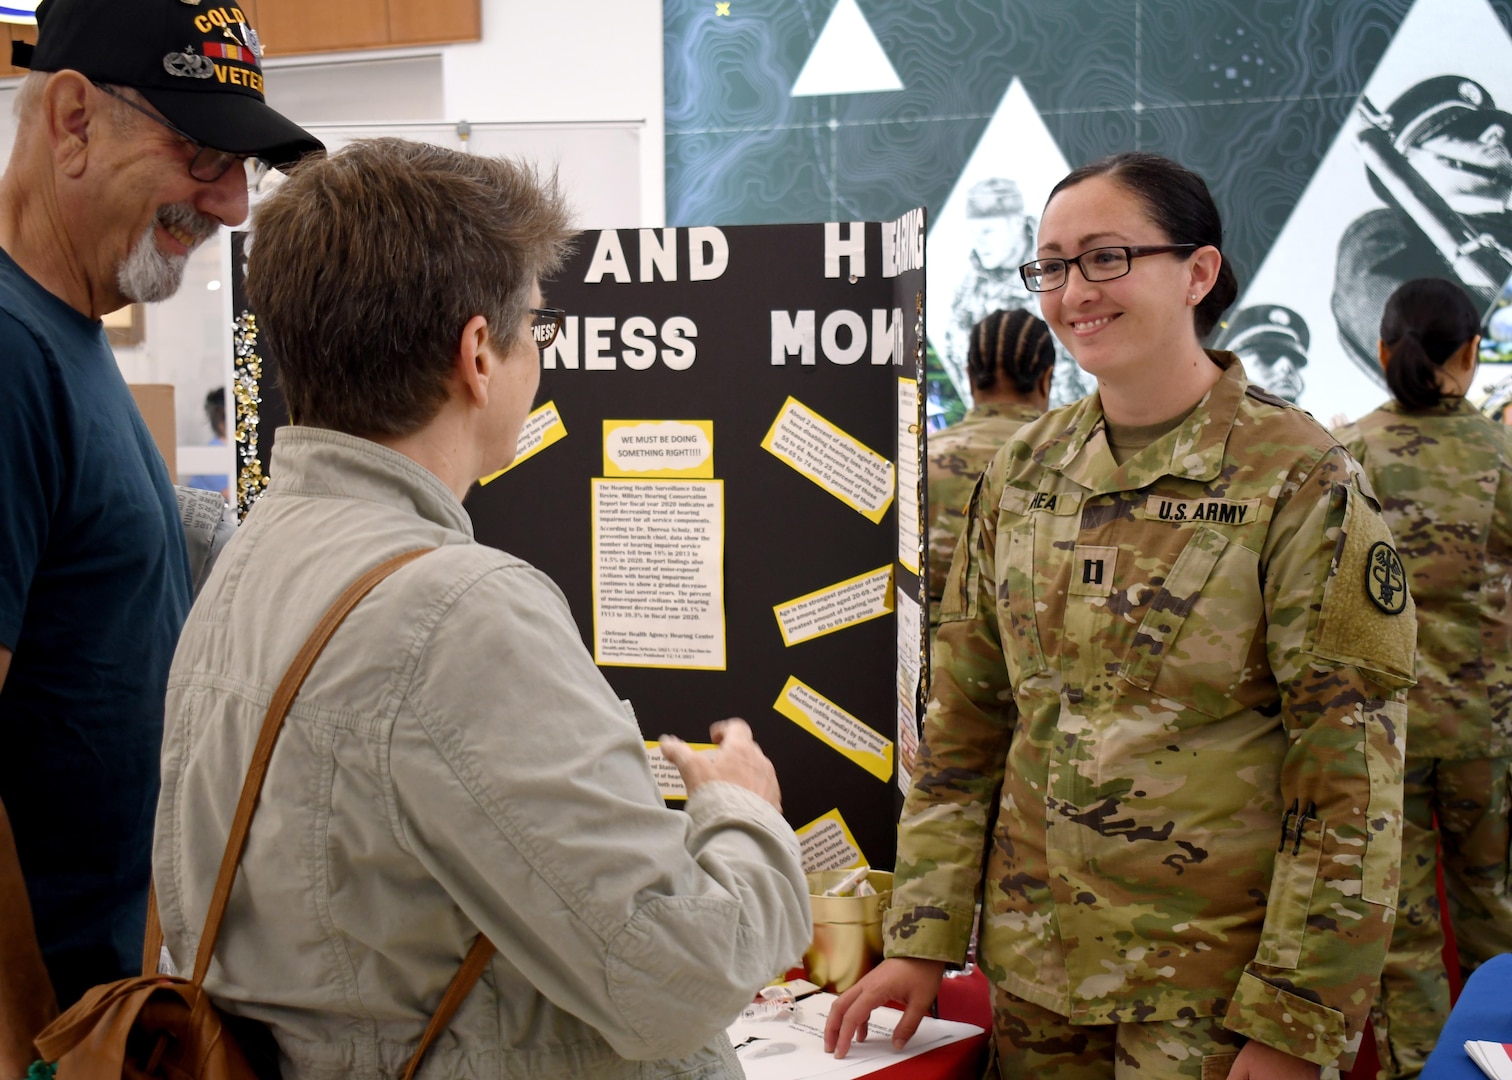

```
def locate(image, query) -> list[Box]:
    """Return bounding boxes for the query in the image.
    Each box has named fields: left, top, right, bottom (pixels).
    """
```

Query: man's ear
left=454, top=314, right=492, bottom=409
left=45, top=72, right=97, bottom=179
left=1377, top=339, right=1391, bottom=371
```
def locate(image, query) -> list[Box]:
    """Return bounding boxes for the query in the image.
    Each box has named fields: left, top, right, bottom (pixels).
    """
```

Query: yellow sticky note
left=774, top=676, right=893, bottom=782
left=773, top=566, right=894, bottom=646
left=480, top=401, right=567, bottom=485
left=760, top=396, right=895, bottom=523
left=795, top=809, right=867, bottom=873
left=644, top=740, right=718, bottom=800
left=603, top=419, right=714, bottom=479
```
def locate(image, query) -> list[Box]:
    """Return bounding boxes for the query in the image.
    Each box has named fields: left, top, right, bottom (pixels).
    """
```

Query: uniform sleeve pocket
left=1362, top=706, right=1405, bottom=908
left=1254, top=815, right=1324, bottom=970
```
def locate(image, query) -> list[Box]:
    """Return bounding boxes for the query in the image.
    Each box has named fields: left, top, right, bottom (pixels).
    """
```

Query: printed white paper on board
left=593, top=479, right=725, bottom=670
left=896, top=378, right=920, bottom=573
left=894, top=587, right=921, bottom=797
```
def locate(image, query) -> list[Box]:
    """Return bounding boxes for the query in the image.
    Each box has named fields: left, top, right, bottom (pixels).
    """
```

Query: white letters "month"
left=771, top=309, right=903, bottom=365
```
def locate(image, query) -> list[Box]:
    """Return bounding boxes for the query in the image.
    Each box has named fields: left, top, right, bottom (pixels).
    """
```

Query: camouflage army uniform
left=927, top=402, right=1042, bottom=628
left=1335, top=398, right=1512, bottom=1080
left=888, top=353, right=1415, bottom=1077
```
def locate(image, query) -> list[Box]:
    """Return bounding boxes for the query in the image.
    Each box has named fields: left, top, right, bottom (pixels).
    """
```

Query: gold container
left=803, top=869, right=893, bottom=994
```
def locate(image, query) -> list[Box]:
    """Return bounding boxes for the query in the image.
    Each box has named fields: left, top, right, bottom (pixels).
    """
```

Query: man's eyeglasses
left=531, top=308, right=566, bottom=350
left=92, top=82, right=260, bottom=184
left=1018, top=244, right=1199, bottom=293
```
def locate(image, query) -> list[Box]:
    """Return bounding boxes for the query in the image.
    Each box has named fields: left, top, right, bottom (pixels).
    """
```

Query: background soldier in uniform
left=1335, top=278, right=1512, bottom=1080
left=830, top=153, right=1412, bottom=1080
left=926, top=308, right=1054, bottom=629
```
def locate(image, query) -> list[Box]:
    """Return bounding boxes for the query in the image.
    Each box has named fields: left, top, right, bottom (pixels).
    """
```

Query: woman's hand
left=822, top=957, right=948, bottom=1058
left=1225, top=1040, right=1321, bottom=1080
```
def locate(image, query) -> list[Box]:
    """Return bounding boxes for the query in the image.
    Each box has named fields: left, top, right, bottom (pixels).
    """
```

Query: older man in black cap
left=0, top=0, right=320, bottom=1071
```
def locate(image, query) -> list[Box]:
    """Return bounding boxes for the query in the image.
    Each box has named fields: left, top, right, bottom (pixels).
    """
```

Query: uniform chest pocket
left=1118, top=526, right=1268, bottom=719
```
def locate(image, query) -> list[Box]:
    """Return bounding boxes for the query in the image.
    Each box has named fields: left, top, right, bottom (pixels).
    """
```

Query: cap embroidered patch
left=163, top=45, right=214, bottom=78
left=1366, top=541, right=1407, bottom=615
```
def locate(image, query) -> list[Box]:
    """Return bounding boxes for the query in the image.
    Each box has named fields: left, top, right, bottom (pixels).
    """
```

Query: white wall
left=442, top=0, right=665, bottom=227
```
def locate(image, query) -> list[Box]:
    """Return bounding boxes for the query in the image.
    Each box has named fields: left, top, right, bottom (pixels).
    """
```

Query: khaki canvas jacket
left=153, top=428, right=811, bottom=1080
left=1335, top=397, right=1512, bottom=761
left=887, top=355, right=1414, bottom=1068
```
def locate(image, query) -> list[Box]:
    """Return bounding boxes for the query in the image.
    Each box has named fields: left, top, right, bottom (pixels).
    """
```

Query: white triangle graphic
left=1234, top=0, right=1512, bottom=422
left=790, top=0, right=903, bottom=97
left=926, top=78, right=1091, bottom=408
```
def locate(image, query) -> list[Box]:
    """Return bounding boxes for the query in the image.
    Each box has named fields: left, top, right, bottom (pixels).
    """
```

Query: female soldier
left=826, top=153, right=1414, bottom=1080
left=927, top=309, right=1055, bottom=629
left=1334, top=279, right=1512, bottom=1080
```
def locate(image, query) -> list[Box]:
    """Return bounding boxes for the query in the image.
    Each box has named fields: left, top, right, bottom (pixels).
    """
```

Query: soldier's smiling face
left=1034, top=175, right=1210, bottom=385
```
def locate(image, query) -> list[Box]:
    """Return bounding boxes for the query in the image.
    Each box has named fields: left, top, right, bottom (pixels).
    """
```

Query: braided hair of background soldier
left=966, top=308, right=1056, bottom=395
left=1380, top=278, right=1481, bottom=411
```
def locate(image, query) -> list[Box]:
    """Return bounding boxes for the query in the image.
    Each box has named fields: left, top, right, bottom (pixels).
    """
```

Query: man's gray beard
left=117, top=224, right=189, bottom=303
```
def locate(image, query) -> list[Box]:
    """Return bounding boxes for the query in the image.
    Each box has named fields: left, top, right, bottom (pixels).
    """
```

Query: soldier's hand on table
left=823, top=957, right=947, bottom=1059
left=1226, top=1040, right=1320, bottom=1080
left=659, top=719, right=781, bottom=810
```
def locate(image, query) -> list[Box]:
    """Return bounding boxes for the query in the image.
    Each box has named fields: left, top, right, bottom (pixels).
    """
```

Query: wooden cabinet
left=253, top=0, right=479, bottom=57
left=0, top=22, right=38, bottom=80
left=387, top=0, right=481, bottom=47
left=0, top=0, right=477, bottom=75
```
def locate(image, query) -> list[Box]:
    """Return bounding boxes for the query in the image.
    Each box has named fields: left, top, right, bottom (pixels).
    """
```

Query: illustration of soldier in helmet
left=1217, top=304, right=1310, bottom=402
left=943, top=177, right=1093, bottom=409
left=1334, top=75, right=1512, bottom=384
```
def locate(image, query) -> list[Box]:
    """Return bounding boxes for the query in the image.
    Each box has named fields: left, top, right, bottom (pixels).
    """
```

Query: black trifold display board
left=232, top=213, right=927, bottom=872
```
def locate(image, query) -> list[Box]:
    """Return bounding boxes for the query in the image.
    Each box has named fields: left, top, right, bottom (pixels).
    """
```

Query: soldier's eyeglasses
left=531, top=308, right=566, bottom=350
left=1019, top=244, right=1199, bottom=293
left=92, top=82, right=263, bottom=184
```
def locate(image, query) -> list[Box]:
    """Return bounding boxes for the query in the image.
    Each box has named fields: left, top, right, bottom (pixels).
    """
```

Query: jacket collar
left=266, top=426, right=475, bottom=538
left=965, top=401, right=1042, bottom=423
left=1038, top=351, right=1246, bottom=495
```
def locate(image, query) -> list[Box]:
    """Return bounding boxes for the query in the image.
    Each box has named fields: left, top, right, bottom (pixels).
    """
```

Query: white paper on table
left=1467, top=1040, right=1512, bottom=1080
left=728, top=991, right=982, bottom=1079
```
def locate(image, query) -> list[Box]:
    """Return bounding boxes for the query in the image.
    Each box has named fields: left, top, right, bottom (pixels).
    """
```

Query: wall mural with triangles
left=665, top=0, right=1512, bottom=426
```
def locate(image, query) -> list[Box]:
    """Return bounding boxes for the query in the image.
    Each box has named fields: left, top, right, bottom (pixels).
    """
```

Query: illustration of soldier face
left=972, top=212, right=1032, bottom=271
left=1245, top=352, right=1305, bottom=402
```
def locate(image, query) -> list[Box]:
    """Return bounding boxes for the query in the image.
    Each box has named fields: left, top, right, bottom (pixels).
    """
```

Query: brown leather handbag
left=33, top=549, right=496, bottom=1080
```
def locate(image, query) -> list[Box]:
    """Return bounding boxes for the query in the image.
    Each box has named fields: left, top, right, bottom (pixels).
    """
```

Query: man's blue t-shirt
left=0, top=249, right=191, bottom=1005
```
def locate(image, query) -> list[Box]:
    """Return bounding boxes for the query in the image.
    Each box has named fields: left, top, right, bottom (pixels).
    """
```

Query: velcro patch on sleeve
left=1312, top=483, right=1416, bottom=689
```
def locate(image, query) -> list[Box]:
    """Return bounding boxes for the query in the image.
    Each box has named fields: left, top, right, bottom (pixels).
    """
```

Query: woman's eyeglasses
left=1018, top=244, right=1198, bottom=293
left=531, top=308, right=566, bottom=350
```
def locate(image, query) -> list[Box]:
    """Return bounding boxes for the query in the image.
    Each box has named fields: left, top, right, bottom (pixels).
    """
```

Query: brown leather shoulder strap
left=191, top=547, right=435, bottom=985
left=400, top=934, right=496, bottom=1080
left=142, top=878, right=163, bottom=976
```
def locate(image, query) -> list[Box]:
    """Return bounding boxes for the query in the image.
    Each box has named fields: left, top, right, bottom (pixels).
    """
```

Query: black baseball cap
left=13, top=0, right=323, bottom=169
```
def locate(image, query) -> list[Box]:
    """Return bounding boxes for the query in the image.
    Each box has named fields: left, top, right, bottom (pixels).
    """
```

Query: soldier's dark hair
left=1047, top=152, right=1238, bottom=340
left=1380, top=277, right=1481, bottom=411
left=967, top=308, right=1055, bottom=395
